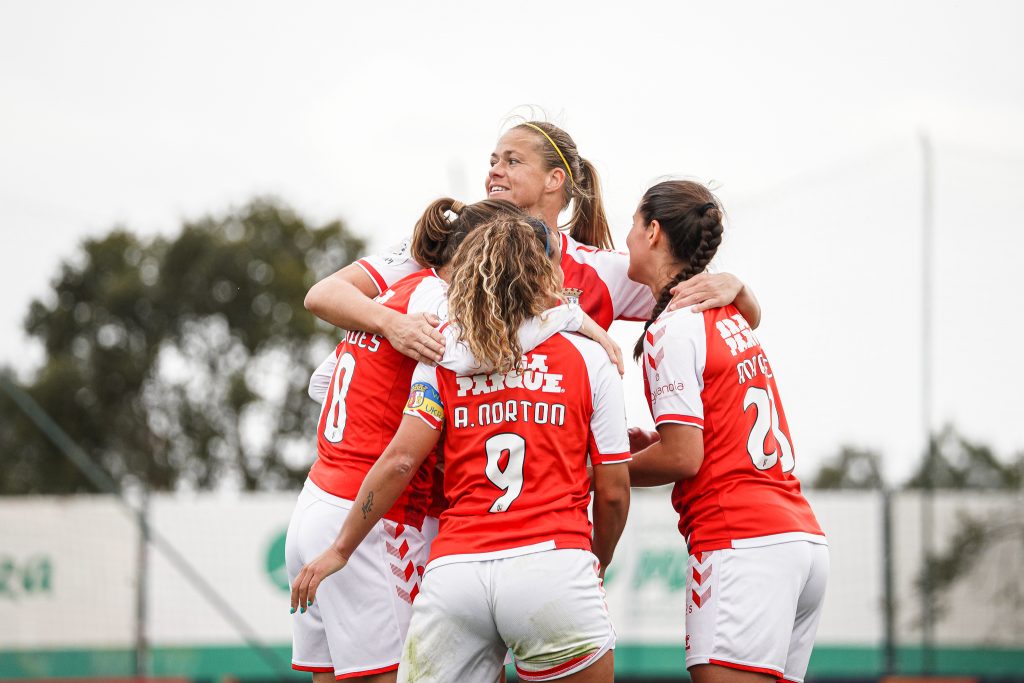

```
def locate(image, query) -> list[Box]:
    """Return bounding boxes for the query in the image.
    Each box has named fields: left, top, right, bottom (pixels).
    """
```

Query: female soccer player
left=292, top=216, right=632, bottom=683
left=287, top=198, right=613, bottom=683
left=625, top=180, right=828, bottom=683
left=303, top=120, right=761, bottom=360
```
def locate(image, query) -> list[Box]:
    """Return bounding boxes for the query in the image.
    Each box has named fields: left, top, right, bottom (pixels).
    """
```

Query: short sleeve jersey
left=308, top=269, right=446, bottom=528
left=355, top=233, right=655, bottom=330
left=642, top=305, right=825, bottom=553
left=404, top=332, right=631, bottom=569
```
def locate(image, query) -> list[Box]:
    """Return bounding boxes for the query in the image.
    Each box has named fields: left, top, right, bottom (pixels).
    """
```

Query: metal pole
left=134, top=487, right=150, bottom=677
left=919, top=131, right=936, bottom=675
left=882, top=487, right=897, bottom=675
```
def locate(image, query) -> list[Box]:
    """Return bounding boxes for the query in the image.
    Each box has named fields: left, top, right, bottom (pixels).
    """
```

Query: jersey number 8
left=322, top=352, right=356, bottom=443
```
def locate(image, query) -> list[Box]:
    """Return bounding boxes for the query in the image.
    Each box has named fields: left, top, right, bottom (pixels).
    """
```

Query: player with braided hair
left=304, top=120, right=762, bottom=362
left=624, top=181, right=827, bottom=683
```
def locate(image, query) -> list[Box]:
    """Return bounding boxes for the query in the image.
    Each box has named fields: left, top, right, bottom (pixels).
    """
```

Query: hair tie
left=521, top=123, right=574, bottom=185
left=698, top=202, right=716, bottom=216
left=450, top=200, right=465, bottom=214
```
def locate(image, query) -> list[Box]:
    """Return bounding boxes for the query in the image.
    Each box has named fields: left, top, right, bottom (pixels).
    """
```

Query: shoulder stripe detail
left=355, top=259, right=387, bottom=295
left=655, top=414, right=704, bottom=428
left=592, top=452, right=632, bottom=465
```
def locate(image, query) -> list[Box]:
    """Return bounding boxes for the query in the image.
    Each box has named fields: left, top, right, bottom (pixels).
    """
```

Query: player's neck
left=650, top=259, right=686, bottom=299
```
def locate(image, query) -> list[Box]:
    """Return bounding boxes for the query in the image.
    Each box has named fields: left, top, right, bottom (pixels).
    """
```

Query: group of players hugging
left=283, top=121, right=828, bottom=683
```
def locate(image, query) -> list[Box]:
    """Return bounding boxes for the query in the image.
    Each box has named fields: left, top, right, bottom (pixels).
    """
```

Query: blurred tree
left=0, top=198, right=363, bottom=495
left=906, top=424, right=1024, bottom=490
left=811, top=445, right=885, bottom=489
left=905, top=425, right=1024, bottom=626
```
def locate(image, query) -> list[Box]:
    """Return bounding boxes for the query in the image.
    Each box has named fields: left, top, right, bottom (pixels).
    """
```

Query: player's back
left=308, top=269, right=444, bottom=527
left=644, top=305, right=823, bottom=552
left=425, top=332, right=624, bottom=566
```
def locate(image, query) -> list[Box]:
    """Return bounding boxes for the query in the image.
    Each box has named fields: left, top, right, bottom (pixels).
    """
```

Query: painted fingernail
left=307, top=599, right=313, bottom=607
left=300, top=607, right=306, bottom=614
left=290, top=607, right=296, bottom=614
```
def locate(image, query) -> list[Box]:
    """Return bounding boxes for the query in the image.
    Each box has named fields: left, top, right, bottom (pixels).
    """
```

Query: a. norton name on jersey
left=454, top=354, right=564, bottom=397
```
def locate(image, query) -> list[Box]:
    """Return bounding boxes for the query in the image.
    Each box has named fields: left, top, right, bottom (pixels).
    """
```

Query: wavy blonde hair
left=447, top=216, right=565, bottom=374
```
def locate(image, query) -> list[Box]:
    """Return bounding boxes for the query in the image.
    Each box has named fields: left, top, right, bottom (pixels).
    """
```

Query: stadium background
left=2, top=1, right=1023, bottom=681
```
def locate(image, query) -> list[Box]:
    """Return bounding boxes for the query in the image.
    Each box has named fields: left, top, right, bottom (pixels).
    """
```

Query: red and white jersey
left=355, top=233, right=655, bottom=329
left=404, top=333, right=631, bottom=569
left=355, top=238, right=421, bottom=296
left=558, top=232, right=653, bottom=329
left=642, top=305, right=825, bottom=553
left=308, top=269, right=446, bottom=528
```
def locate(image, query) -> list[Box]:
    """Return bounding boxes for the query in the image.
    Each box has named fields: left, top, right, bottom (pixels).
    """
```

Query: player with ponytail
left=288, top=197, right=621, bottom=683
left=305, top=119, right=762, bottom=361
left=624, top=180, right=827, bottom=683
left=293, top=216, right=631, bottom=683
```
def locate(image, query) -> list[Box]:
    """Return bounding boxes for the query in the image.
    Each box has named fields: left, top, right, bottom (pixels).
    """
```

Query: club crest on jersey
left=454, top=354, right=564, bottom=397
left=405, top=382, right=443, bottom=423
left=563, top=287, right=583, bottom=306
left=715, top=314, right=759, bottom=356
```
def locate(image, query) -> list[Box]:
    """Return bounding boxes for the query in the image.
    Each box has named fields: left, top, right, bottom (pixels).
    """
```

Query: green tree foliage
left=1, top=198, right=363, bottom=494
left=811, top=445, right=885, bottom=489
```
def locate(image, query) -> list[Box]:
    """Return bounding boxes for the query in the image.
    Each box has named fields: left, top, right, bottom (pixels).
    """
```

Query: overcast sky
left=2, top=0, right=1022, bottom=482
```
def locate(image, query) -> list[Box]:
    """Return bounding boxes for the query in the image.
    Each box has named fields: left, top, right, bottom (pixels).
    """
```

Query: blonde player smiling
left=304, top=120, right=762, bottom=360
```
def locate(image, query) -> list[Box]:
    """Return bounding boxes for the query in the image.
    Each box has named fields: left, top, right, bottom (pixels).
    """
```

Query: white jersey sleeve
left=562, top=234, right=655, bottom=322
left=355, top=236, right=424, bottom=295
left=308, top=347, right=339, bottom=403
left=644, top=309, right=707, bottom=429
left=602, top=252, right=656, bottom=322
left=405, top=274, right=449, bottom=321
left=404, top=362, right=445, bottom=430
left=437, top=304, right=585, bottom=376
left=563, top=334, right=631, bottom=465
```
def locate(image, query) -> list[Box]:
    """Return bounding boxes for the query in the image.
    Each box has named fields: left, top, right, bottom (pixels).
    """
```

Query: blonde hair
left=447, top=217, right=565, bottom=373
left=512, top=121, right=613, bottom=249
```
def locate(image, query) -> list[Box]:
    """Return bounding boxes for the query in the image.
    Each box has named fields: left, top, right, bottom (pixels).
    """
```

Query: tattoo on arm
left=361, top=491, right=374, bottom=519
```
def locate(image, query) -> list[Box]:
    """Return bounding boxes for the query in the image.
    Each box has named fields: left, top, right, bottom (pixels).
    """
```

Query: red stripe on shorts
left=292, top=663, right=334, bottom=673
left=335, top=663, right=399, bottom=680
left=516, top=650, right=598, bottom=680
left=708, top=658, right=783, bottom=677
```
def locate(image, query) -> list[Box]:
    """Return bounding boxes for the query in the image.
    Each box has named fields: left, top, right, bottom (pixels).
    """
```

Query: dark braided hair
left=632, top=181, right=724, bottom=360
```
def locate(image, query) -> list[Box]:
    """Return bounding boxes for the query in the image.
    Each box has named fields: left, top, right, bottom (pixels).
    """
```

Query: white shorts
left=286, top=479, right=428, bottom=679
left=398, top=548, right=614, bottom=683
left=685, top=540, right=829, bottom=683
left=421, top=515, right=439, bottom=547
